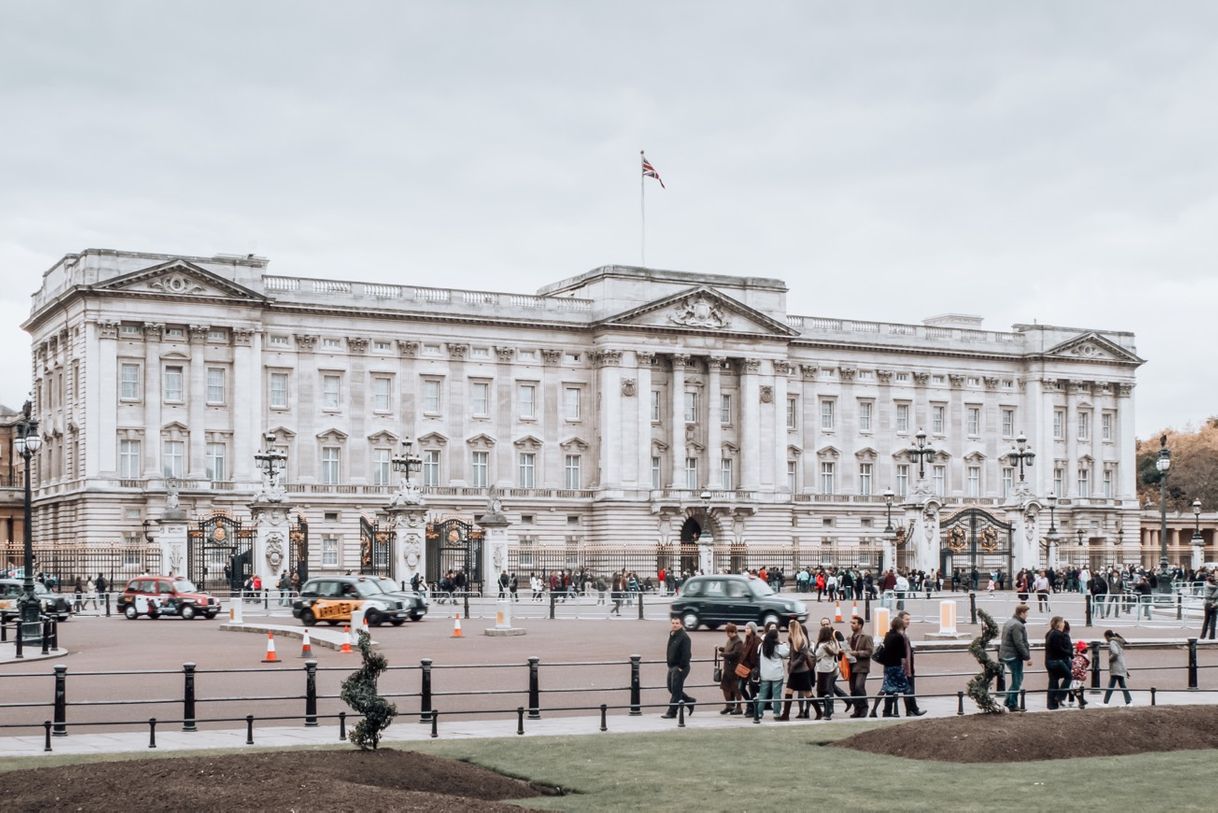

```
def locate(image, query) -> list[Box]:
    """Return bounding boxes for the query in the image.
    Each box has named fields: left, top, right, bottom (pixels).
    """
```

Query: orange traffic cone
left=261, top=632, right=279, bottom=663
left=300, top=629, right=313, bottom=658
left=339, top=625, right=353, bottom=654
left=851, top=599, right=859, bottom=620
left=451, top=612, right=463, bottom=638
left=834, top=602, right=843, bottom=623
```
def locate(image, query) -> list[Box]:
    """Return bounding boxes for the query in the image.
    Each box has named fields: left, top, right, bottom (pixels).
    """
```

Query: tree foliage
left=1136, top=421, right=1218, bottom=513
left=340, top=630, right=397, bottom=750
left=966, top=609, right=1005, bottom=714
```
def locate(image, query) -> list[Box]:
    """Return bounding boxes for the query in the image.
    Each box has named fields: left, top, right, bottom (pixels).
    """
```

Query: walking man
left=661, top=617, right=696, bottom=718
left=999, top=603, right=1033, bottom=712
left=896, top=611, right=927, bottom=716
left=846, top=615, right=873, bottom=718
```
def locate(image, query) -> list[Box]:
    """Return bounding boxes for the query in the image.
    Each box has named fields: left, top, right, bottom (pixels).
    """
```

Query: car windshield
left=172, top=579, right=199, bottom=593
left=748, top=580, right=775, bottom=598
left=368, top=578, right=399, bottom=594
left=33, top=583, right=49, bottom=596
left=352, top=581, right=381, bottom=598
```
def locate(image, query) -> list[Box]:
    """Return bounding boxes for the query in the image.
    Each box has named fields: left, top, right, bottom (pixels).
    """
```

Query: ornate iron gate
left=288, top=514, right=309, bottom=584
left=939, top=508, right=1013, bottom=580
left=425, top=518, right=483, bottom=589
left=187, top=513, right=254, bottom=592
left=359, top=515, right=392, bottom=578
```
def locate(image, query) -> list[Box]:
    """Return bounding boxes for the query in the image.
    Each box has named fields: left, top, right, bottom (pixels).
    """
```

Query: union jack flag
left=641, top=152, right=665, bottom=188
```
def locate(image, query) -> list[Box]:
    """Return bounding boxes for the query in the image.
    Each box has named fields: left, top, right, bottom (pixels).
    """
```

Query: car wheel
left=180, top=604, right=195, bottom=620
left=706, top=622, right=720, bottom=630
left=410, top=612, right=424, bottom=621
left=366, top=611, right=382, bottom=627
left=205, top=612, right=218, bottom=620
left=681, top=612, right=699, bottom=631
left=301, top=609, right=316, bottom=626
left=124, top=605, right=138, bottom=620
left=761, top=612, right=780, bottom=628
left=325, top=619, right=338, bottom=626
left=148, top=608, right=160, bottom=620
left=390, top=619, right=405, bottom=626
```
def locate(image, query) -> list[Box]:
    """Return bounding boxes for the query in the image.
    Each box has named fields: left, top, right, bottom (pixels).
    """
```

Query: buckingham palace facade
left=21, top=248, right=1146, bottom=578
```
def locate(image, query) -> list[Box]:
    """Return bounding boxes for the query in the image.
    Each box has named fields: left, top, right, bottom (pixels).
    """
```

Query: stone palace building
left=21, top=248, right=1149, bottom=586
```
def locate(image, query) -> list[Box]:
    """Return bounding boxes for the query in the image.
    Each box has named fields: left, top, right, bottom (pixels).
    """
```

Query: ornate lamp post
left=392, top=437, right=423, bottom=489
left=1045, top=494, right=1059, bottom=568
left=253, top=431, right=287, bottom=500
left=907, top=429, right=936, bottom=480
left=1192, top=498, right=1204, bottom=571
left=1155, top=435, right=1171, bottom=569
left=1005, top=433, right=1036, bottom=494
left=13, top=400, right=43, bottom=644
left=883, top=488, right=895, bottom=533
left=1076, top=528, right=1085, bottom=569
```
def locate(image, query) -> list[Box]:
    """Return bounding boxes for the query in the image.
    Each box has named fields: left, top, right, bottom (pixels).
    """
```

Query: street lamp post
left=253, top=431, right=287, bottom=491
left=1045, top=494, right=1059, bottom=568
left=1005, top=433, right=1036, bottom=491
left=391, top=437, right=423, bottom=486
left=908, top=429, right=936, bottom=481
left=1076, top=528, right=1085, bottom=569
left=13, top=400, right=43, bottom=645
left=1192, top=499, right=1204, bottom=571
left=883, top=489, right=895, bottom=533
left=1155, top=435, right=1171, bottom=569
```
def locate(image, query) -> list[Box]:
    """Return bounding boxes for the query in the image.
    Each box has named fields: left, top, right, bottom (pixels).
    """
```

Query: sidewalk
left=3, top=688, right=1215, bottom=759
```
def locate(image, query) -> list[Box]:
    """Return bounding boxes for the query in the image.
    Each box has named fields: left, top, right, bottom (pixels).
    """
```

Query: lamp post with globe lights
left=13, top=400, right=43, bottom=645
left=1192, top=498, right=1204, bottom=571
left=1155, top=435, right=1172, bottom=572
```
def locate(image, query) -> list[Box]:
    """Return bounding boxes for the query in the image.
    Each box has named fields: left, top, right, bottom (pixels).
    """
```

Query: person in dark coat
left=846, top=615, right=874, bottom=718
left=718, top=623, right=745, bottom=714
left=662, top=617, right=695, bottom=718
left=1044, top=615, right=1073, bottom=710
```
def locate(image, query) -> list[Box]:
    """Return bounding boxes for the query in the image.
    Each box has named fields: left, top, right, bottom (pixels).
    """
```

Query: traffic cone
left=851, top=599, right=859, bottom=620
left=834, top=602, right=843, bottom=623
left=261, top=632, right=279, bottom=663
left=451, top=612, right=463, bottom=638
left=300, top=629, right=313, bottom=658
left=339, top=625, right=353, bottom=654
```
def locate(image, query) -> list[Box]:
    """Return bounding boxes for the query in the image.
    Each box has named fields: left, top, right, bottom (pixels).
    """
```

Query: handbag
left=838, top=653, right=851, bottom=681
left=713, top=648, right=722, bottom=683
left=734, top=662, right=752, bottom=679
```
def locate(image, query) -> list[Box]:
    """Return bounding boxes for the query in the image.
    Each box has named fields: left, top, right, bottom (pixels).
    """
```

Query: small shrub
left=340, top=630, right=398, bottom=749
left=966, top=609, right=1005, bottom=714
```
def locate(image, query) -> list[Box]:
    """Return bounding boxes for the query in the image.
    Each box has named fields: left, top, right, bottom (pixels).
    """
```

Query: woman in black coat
left=1044, top=615, right=1073, bottom=710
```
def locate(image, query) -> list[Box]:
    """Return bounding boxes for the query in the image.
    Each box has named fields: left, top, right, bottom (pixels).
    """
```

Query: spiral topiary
left=966, top=608, right=1005, bottom=714
left=340, top=629, right=398, bottom=749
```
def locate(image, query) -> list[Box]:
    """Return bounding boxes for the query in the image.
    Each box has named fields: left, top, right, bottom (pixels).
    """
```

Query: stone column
left=91, top=320, right=118, bottom=476
left=799, top=364, right=818, bottom=495
left=669, top=354, right=689, bottom=487
left=492, top=345, right=513, bottom=488
left=295, top=335, right=319, bottom=480
left=636, top=352, right=655, bottom=490
left=157, top=500, right=189, bottom=578
left=386, top=502, right=428, bottom=588
left=773, top=361, right=790, bottom=494
left=142, top=323, right=164, bottom=476
left=250, top=498, right=295, bottom=586
left=904, top=499, right=940, bottom=574
left=1009, top=499, right=1041, bottom=574
left=447, top=343, right=468, bottom=483
left=232, top=328, right=260, bottom=484
left=187, top=325, right=209, bottom=478
left=707, top=356, right=724, bottom=489
left=595, top=350, right=623, bottom=491
left=1115, top=383, right=1135, bottom=501
left=478, top=501, right=512, bottom=590
left=740, top=358, right=761, bottom=491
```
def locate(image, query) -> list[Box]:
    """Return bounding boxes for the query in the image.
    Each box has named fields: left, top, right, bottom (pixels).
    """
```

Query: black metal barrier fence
left=2, top=639, right=1216, bottom=748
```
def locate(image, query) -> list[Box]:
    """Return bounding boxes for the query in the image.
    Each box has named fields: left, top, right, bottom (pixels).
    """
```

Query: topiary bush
left=966, top=608, right=1005, bottom=714
left=340, top=630, right=397, bottom=749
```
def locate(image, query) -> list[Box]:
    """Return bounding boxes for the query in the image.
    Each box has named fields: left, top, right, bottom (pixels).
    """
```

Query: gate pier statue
left=902, top=497, right=942, bottom=575
left=250, top=498, right=294, bottom=587
left=157, top=478, right=188, bottom=578
left=385, top=438, right=426, bottom=587
left=1008, top=498, right=1043, bottom=574
left=478, top=489, right=511, bottom=592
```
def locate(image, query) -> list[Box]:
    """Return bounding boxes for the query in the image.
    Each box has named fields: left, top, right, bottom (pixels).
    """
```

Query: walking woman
left=718, top=623, right=745, bottom=714
left=738, top=622, right=761, bottom=716
left=1044, top=616, right=1073, bottom=710
left=1102, top=629, right=1133, bottom=705
left=778, top=621, right=814, bottom=720
left=812, top=624, right=842, bottom=720
left=873, top=616, right=911, bottom=717
left=755, top=627, right=789, bottom=720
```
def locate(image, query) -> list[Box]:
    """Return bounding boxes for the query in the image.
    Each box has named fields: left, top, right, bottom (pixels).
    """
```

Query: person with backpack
left=870, top=616, right=910, bottom=718
left=755, top=626, right=789, bottom=720
left=812, top=624, right=842, bottom=720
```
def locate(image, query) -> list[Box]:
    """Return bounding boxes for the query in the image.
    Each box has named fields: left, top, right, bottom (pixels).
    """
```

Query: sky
left=1, top=1, right=1216, bottom=439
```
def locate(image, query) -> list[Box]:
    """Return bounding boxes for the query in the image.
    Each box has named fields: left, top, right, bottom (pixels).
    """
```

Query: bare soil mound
left=2, top=748, right=548, bottom=812
left=834, top=705, right=1218, bottom=763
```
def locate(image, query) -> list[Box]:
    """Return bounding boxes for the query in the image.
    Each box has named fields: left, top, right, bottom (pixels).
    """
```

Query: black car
left=670, top=574, right=808, bottom=631
left=0, top=579, right=72, bottom=622
left=363, top=577, right=430, bottom=621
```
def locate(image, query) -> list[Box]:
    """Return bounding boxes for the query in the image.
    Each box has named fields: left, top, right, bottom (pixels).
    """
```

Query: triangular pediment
left=1041, top=332, right=1143, bottom=365
left=92, top=260, right=266, bottom=302
left=367, top=430, right=400, bottom=445
left=596, top=286, right=798, bottom=337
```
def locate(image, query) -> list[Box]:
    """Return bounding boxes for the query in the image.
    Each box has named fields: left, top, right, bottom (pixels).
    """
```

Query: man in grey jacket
left=1201, top=572, right=1218, bottom=640
left=999, top=603, right=1033, bottom=712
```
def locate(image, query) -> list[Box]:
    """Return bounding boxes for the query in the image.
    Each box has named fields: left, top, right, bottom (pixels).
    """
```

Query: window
left=720, top=393, right=732, bottom=424
left=374, top=340, right=393, bottom=353
left=820, top=461, right=835, bottom=494
left=1102, top=467, right=1114, bottom=498
left=162, top=440, right=185, bottom=478
left=857, top=400, right=872, bottom=432
left=858, top=463, right=873, bottom=496
left=820, top=399, right=835, bottom=431
left=564, top=387, right=582, bottom=421
left=1002, top=467, right=1014, bottom=499
left=1053, top=466, right=1064, bottom=496
left=651, top=456, right=661, bottom=489
left=423, top=450, right=440, bottom=486
left=422, top=379, right=441, bottom=413
left=1053, top=408, right=1066, bottom=440
left=163, top=365, right=184, bottom=403
left=322, top=337, right=341, bottom=350
left=372, top=376, right=393, bottom=412
left=1002, top=408, right=1015, bottom=438
left=931, top=404, right=945, bottom=434
left=471, top=450, right=489, bottom=488
left=469, top=381, right=489, bottom=415
left=322, top=374, right=341, bottom=410
left=371, top=448, right=391, bottom=486
left=896, top=464, right=910, bottom=498
left=517, top=348, right=537, bottom=362
left=895, top=372, right=910, bottom=383
left=206, top=442, right=226, bottom=481
left=206, top=368, right=225, bottom=404
left=564, top=454, right=581, bottom=489
left=966, top=406, right=980, bottom=436
left=120, top=363, right=141, bottom=401
left=1077, top=467, right=1090, bottom=497
left=518, top=452, right=536, bottom=488
left=320, top=446, right=340, bottom=485
left=322, top=536, right=339, bottom=567
left=269, top=373, right=289, bottom=409
left=895, top=402, right=910, bottom=433
left=787, top=460, right=797, bottom=492
left=683, top=391, right=697, bottom=423
left=651, top=390, right=662, bottom=423
left=967, top=465, right=980, bottom=497
left=470, top=346, right=489, bottom=358
left=1102, top=412, right=1114, bottom=442
left=518, top=383, right=537, bottom=419
left=932, top=465, right=946, bottom=496
left=119, top=439, right=141, bottom=478
left=684, top=457, right=698, bottom=490
left=269, top=334, right=289, bottom=347
left=721, top=457, right=734, bottom=490
left=787, top=396, right=798, bottom=430
left=1077, top=411, right=1090, bottom=441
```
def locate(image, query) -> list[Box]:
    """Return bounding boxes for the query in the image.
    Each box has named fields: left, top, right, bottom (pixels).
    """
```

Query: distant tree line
left=1136, top=417, right=1218, bottom=513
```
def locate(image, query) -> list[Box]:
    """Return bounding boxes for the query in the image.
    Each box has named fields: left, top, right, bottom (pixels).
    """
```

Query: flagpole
left=640, top=149, right=646, bottom=266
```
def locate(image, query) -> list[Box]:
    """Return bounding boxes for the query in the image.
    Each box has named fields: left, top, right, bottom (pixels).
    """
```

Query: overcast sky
left=2, top=1, right=1215, bottom=438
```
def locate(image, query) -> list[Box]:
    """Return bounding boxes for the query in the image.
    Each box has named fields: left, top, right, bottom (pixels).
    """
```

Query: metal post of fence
left=638, top=591, right=645, bottom=621
left=1150, top=687, right=1157, bottom=706
left=1188, top=638, right=1198, bottom=690
left=264, top=591, right=269, bottom=611
left=305, top=660, right=318, bottom=726
left=629, top=655, right=642, bottom=716
left=1090, top=641, right=1101, bottom=689
left=1085, top=594, right=1092, bottom=628
left=516, top=706, right=525, bottom=735
left=996, top=666, right=1006, bottom=695
left=50, top=620, right=58, bottom=651
left=1018, top=688, right=1026, bottom=712
left=148, top=718, right=157, bottom=749
left=549, top=591, right=556, bottom=621
left=968, top=592, right=977, bottom=626
left=41, top=620, right=50, bottom=655
left=956, top=690, right=964, bottom=716
left=864, top=593, right=871, bottom=622
left=339, top=711, right=347, bottom=740
left=527, top=656, right=541, bottom=719
left=105, top=593, right=111, bottom=617
left=419, top=658, right=433, bottom=723
left=182, top=662, right=197, bottom=732
left=1, top=618, right=6, bottom=642
left=463, top=591, right=470, bottom=620
left=430, top=710, right=439, bottom=738
left=246, top=715, right=254, bottom=745
left=52, top=665, right=67, bottom=737
left=677, top=700, right=686, bottom=727
left=600, top=703, right=608, bottom=732
left=15, top=624, right=22, bottom=659
left=43, top=721, right=51, bottom=752
left=1177, top=592, right=1183, bottom=621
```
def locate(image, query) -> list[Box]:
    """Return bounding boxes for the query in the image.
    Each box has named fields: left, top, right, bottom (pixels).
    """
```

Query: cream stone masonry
left=23, top=249, right=1146, bottom=575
